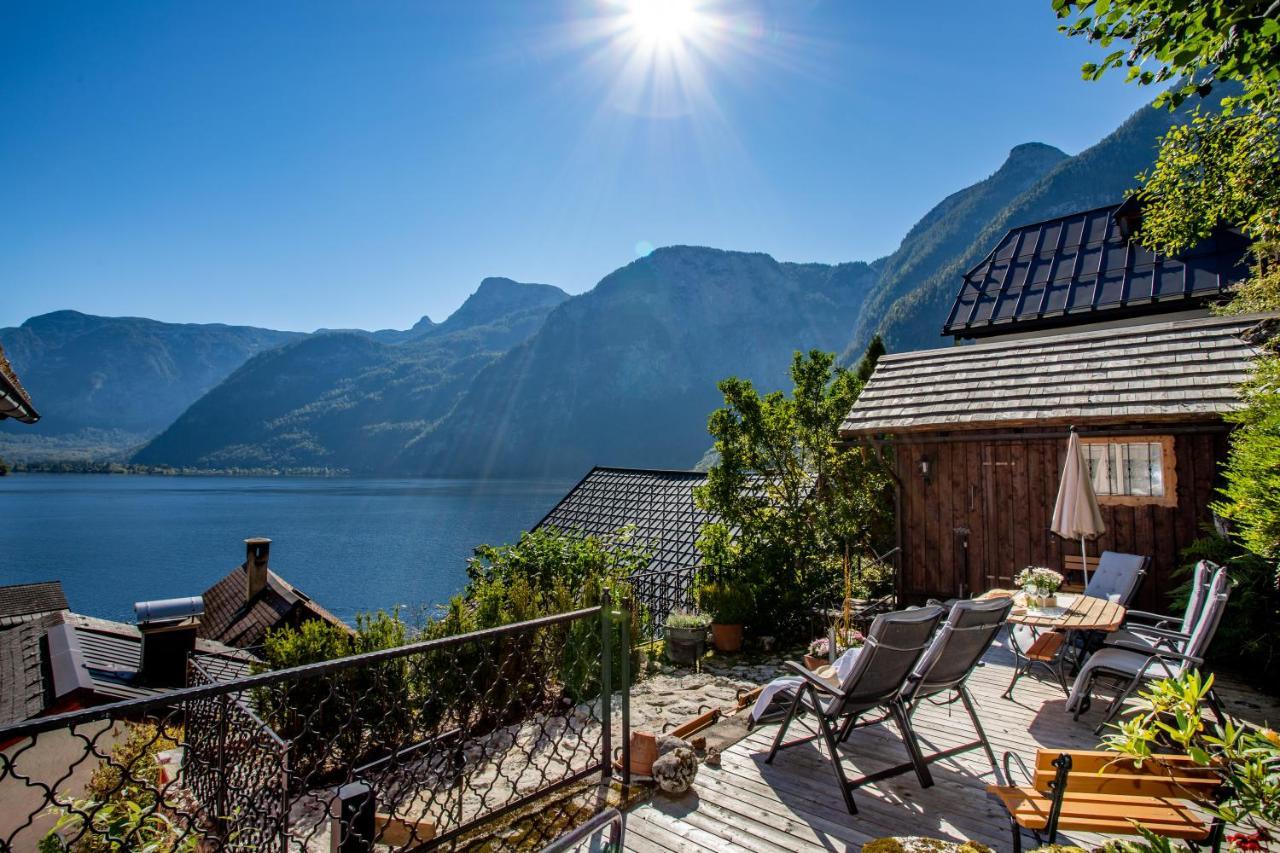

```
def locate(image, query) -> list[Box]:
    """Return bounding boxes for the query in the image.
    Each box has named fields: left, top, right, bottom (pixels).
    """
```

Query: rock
left=704, top=746, right=721, bottom=767
left=652, top=745, right=698, bottom=794
left=656, top=734, right=691, bottom=755
left=690, top=735, right=707, bottom=751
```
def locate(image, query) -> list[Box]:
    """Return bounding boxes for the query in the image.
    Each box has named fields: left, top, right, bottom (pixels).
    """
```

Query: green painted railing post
left=600, top=587, right=613, bottom=782
left=619, top=593, right=631, bottom=787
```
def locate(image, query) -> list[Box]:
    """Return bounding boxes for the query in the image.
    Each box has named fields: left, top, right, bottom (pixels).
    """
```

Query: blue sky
left=1, top=1, right=1155, bottom=332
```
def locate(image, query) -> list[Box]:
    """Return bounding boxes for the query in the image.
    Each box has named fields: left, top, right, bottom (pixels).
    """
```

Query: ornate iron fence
left=628, top=565, right=698, bottom=639
left=0, top=601, right=630, bottom=852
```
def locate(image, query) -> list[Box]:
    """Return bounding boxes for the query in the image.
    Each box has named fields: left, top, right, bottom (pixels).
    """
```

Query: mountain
left=131, top=278, right=568, bottom=471
left=0, top=311, right=303, bottom=456
left=842, top=142, right=1069, bottom=359
left=315, top=315, right=437, bottom=344
left=862, top=92, right=1226, bottom=353
left=400, top=247, right=881, bottom=478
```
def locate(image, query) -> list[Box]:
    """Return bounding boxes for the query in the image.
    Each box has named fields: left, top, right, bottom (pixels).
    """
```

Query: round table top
left=990, top=591, right=1127, bottom=632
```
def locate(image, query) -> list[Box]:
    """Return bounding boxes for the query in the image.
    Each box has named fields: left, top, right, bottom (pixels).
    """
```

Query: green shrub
left=41, top=722, right=195, bottom=852
left=697, top=581, right=755, bottom=625
left=256, top=610, right=414, bottom=781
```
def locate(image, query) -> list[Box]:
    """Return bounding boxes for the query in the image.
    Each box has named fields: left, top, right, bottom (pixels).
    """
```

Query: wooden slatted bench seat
left=987, top=749, right=1222, bottom=852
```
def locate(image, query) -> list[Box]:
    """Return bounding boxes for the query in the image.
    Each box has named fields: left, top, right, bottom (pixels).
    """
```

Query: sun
left=622, top=0, right=706, bottom=50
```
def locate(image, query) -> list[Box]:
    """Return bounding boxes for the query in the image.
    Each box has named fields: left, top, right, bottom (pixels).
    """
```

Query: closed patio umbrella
left=1052, top=428, right=1106, bottom=587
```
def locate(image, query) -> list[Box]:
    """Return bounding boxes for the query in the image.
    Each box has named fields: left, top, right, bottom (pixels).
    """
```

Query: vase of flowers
left=1014, top=566, right=1064, bottom=609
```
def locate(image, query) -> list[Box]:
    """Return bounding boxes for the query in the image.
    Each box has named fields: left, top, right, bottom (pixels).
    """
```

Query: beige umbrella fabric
left=1052, top=429, right=1106, bottom=586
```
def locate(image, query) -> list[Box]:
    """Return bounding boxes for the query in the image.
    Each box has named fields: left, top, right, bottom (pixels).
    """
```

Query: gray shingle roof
left=0, top=581, right=68, bottom=624
left=0, top=612, right=62, bottom=727
left=840, top=314, right=1270, bottom=436
left=534, top=467, right=712, bottom=573
left=944, top=203, right=1251, bottom=340
left=199, top=565, right=348, bottom=649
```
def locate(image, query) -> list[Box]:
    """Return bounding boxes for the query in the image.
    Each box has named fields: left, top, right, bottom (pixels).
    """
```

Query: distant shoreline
left=4, top=461, right=353, bottom=478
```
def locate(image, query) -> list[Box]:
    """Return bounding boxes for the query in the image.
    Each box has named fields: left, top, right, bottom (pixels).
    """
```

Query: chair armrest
left=1124, top=609, right=1180, bottom=628
left=1109, top=624, right=1190, bottom=645
left=783, top=661, right=843, bottom=697
left=1104, top=640, right=1205, bottom=668
left=1001, top=750, right=1034, bottom=787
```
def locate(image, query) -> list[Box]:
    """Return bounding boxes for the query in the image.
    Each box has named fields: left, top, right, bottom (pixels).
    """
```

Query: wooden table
left=989, top=592, right=1127, bottom=699
left=1008, top=593, right=1126, bottom=632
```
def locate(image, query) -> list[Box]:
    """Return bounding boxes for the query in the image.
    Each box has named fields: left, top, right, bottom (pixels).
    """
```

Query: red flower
left=1227, top=828, right=1272, bottom=851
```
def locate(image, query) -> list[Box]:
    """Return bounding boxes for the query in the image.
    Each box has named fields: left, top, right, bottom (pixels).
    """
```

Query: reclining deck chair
left=1068, top=566, right=1231, bottom=732
left=763, top=605, right=944, bottom=814
left=1082, top=551, right=1150, bottom=605
left=1108, top=559, right=1215, bottom=653
left=894, top=597, right=1014, bottom=784
left=1074, top=551, right=1151, bottom=658
left=764, top=599, right=1012, bottom=814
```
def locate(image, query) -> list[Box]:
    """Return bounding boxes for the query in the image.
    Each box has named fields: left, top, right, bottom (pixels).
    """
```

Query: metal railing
left=0, top=599, right=632, bottom=852
left=629, top=565, right=698, bottom=639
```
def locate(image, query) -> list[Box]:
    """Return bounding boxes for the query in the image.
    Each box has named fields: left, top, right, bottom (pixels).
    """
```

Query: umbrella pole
left=1080, top=535, right=1090, bottom=589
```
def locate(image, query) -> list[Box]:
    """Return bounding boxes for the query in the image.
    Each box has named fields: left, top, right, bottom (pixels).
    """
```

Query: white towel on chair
left=750, top=647, right=862, bottom=723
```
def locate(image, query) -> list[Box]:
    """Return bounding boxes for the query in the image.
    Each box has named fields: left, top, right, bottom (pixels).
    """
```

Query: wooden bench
left=1061, top=555, right=1089, bottom=594
left=987, top=749, right=1222, bottom=852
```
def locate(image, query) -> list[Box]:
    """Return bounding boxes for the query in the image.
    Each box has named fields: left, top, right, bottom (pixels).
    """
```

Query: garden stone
left=652, top=742, right=698, bottom=794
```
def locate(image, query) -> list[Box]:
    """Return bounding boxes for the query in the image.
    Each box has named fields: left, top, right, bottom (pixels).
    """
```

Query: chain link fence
left=0, top=600, right=631, bottom=852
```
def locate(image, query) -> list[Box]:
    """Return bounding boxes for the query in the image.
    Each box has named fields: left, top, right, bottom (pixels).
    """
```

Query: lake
left=0, top=474, right=574, bottom=624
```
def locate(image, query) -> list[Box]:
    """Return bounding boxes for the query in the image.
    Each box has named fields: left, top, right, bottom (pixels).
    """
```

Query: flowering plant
left=808, top=629, right=865, bottom=659
left=1014, top=566, right=1064, bottom=594
left=835, top=628, right=866, bottom=651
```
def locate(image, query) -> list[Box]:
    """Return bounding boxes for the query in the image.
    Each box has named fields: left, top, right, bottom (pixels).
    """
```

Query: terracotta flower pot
left=711, top=623, right=743, bottom=652
left=629, top=731, right=659, bottom=777
left=804, top=654, right=827, bottom=671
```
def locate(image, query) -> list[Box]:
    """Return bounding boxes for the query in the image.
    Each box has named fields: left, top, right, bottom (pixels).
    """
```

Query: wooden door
left=981, top=443, right=1020, bottom=590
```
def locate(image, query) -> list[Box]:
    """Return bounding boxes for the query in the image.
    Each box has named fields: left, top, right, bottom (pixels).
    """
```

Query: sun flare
left=622, top=0, right=706, bottom=50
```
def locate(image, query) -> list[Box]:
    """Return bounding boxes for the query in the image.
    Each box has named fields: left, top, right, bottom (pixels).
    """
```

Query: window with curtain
left=1080, top=437, right=1176, bottom=506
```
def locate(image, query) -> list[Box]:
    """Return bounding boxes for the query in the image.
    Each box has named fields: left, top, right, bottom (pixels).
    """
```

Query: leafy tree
left=695, top=347, right=894, bottom=638
left=1057, top=0, right=1280, bottom=584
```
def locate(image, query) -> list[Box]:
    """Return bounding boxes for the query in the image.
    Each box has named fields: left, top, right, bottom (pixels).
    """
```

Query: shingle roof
left=840, top=314, right=1270, bottom=436
left=199, top=565, right=348, bottom=649
left=534, top=467, right=713, bottom=574
left=944, top=203, right=1251, bottom=339
left=0, top=343, right=39, bottom=423
left=0, top=611, right=62, bottom=726
left=0, top=581, right=69, bottom=626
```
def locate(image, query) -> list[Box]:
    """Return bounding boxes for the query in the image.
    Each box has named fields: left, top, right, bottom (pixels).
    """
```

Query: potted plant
left=698, top=581, right=754, bottom=653
left=663, top=610, right=711, bottom=665
left=805, top=627, right=865, bottom=670
left=1014, top=566, right=1065, bottom=609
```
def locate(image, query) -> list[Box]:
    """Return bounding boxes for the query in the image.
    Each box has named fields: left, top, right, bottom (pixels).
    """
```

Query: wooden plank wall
left=894, top=427, right=1229, bottom=612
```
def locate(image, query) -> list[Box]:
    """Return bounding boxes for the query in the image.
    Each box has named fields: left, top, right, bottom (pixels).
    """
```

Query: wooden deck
left=621, top=640, right=1279, bottom=852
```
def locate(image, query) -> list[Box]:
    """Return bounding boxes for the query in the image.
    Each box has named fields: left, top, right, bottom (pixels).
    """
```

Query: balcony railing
left=0, top=598, right=632, bottom=852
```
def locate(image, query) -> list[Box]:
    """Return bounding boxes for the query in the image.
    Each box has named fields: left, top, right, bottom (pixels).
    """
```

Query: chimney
left=135, top=597, right=204, bottom=687
left=245, top=537, right=271, bottom=602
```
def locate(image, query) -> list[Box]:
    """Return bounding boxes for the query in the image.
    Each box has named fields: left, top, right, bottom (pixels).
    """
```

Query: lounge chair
left=1067, top=566, right=1231, bottom=732
left=895, top=597, right=1014, bottom=783
left=762, top=605, right=945, bottom=814
left=1081, top=550, right=1149, bottom=605
left=1108, top=559, right=1216, bottom=653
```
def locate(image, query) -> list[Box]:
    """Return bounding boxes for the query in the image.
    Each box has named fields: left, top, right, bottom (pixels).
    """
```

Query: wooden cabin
left=840, top=203, right=1269, bottom=611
